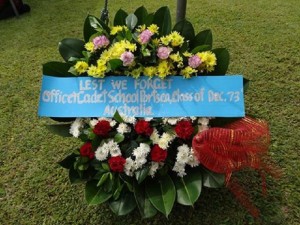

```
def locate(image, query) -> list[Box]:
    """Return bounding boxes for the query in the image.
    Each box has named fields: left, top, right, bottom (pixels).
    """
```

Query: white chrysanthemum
left=120, top=113, right=136, bottom=124
left=187, top=148, right=200, bottom=167
left=198, top=125, right=209, bottom=133
left=163, top=117, right=179, bottom=125
left=135, top=157, right=147, bottom=169
left=158, top=138, right=169, bottom=149
left=116, top=123, right=131, bottom=134
left=190, top=116, right=197, bottom=121
left=133, top=143, right=150, bottom=158
left=176, top=144, right=190, bottom=164
left=198, top=117, right=210, bottom=126
left=108, top=140, right=121, bottom=157
left=149, top=162, right=160, bottom=177
left=124, top=158, right=135, bottom=176
left=89, top=119, right=98, bottom=127
left=69, top=118, right=84, bottom=138
left=95, top=145, right=110, bottom=161
left=150, top=128, right=160, bottom=144
left=145, top=117, right=153, bottom=121
left=172, top=162, right=186, bottom=177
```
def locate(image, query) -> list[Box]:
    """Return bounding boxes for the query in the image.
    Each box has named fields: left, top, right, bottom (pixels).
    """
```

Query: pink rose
left=188, top=55, right=202, bottom=68
left=93, top=35, right=110, bottom=49
left=120, top=51, right=134, bottom=66
left=157, top=46, right=171, bottom=59
left=139, top=29, right=153, bottom=44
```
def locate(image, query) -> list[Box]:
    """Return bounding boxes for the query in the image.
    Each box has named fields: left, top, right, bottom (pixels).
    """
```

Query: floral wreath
left=42, top=6, right=277, bottom=218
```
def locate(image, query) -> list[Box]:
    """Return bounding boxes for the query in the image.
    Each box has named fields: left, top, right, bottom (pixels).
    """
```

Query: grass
left=0, top=0, right=299, bottom=224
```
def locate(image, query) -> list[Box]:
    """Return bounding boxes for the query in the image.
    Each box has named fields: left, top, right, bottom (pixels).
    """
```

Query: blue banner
left=38, top=75, right=245, bottom=118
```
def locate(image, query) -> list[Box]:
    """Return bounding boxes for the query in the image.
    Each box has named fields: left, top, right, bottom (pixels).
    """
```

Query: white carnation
left=69, top=118, right=84, bottom=138
left=117, top=123, right=131, bottom=134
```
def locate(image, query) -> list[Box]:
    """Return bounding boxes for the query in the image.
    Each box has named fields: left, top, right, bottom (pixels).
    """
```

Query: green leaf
left=126, top=14, right=138, bottom=30
left=58, top=38, right=85, bottom=62
left=145, top=175, right=176, bottom=217
left=191, top=45, right=211, bottom=54
left=113, top=110, right=124, bottom=123
left=173, top=168, right=202, bottom=206
left=97, top=172, right=110, bottom=187
left=83, top=15, right=110, bottom=42
left=46, top=124, right=72, bottom=137
left=113, top=184, right=124, bottom=200
left=114, top=9, right=128, bottom=26
left=114, top=133, right=125, bottom=143
left=191, top=29, right=213, bottom=49
left=101, top=162, right=110, bottom=172
left=109, top=192, right=136, bottom=216
left=69, top=167, right=82, bottom=184
left=108, top=59, right=123, bottom=71
left=58, top=153, right=77, bottom=169
left=134, top=6, right=148, bottom=26
left=210, top=48, right=230, bottom=75
left=134, top=182, right=157, bottom=218
left=202, top=168, right=225, bottom=188
left=42, top=62, right=74, bottom=77
left=173, top=19, right=195, bottom=42
left=135, top=166, right=150, bottom=184
left=153, top=6, right=171, bottom=36
left=85, top=180, right=112, bottom=204
left=243, top=77, right=250, bottom=92
left=145, top=13, right=154, bottom=26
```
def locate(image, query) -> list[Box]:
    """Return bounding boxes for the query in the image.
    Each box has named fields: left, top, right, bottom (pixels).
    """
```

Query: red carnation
left=175, top=120, right=194, bottom=140
left=151, top=144, right=167, bottom=162
left=134, top=120, right=153, bottom=136
left=108, top=156, right=126, bottom=172
left=93, top=120, right=111, bottom=137
left=80, top=142, right=94, bottom=159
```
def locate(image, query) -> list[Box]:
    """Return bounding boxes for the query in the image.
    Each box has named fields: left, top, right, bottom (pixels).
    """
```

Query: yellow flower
left=87, top=64, right=107, bottom=78
left=169, top=31, right=184, bottom=47
left=131, top=67, right=143, bottom=79
left=85, top=42, right=94, bottom=52
left=197, top=51, right=217, bottom=72
left=157, top=60, right=171, bottom=79
left=74, top=61, right=89, bottom=74
left=110, top=26, right=127, bottom=35
left=136, top=25, right=146, bottom=32
left=143, top=66, right=157, bottom=78
left=180, top=66, right=197, bottom=78
left=160, top=36, right=171, bottom=45
left=151, top=38, right=160, bottom=46
left=169, top=52, right=183, bottom=63
left=183, top=51, right=192, bottom=57
left=148, top=24, right=159, bottom=34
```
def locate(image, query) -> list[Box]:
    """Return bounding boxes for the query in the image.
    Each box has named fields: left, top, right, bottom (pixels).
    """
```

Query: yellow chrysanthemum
left=136, top=24, right=146, bottom=32
left=85, top=42, right=94, bottom=52
left=148, top=24, right=159, bottom=34
left=160, top=36, right=171, bottom=45
left=157, top=60, right=171, bottom=79
left=197, top=51, right=217, bottom=72
left=143, top=66, right=157, bottom=78
left=74, top=61, right=89, bottom=74
left=131, top=67, right=143, bottom=79
left=169, top=52, right=183, bottom=63
left=151, top=38, right=160, bottom=46
left=169, top=31, right=184, bottom=47
left=183, top=51, right=192, bottom=57
left=110, top=26, right=128, bottom=35
left=180, top=66, right=197, bottom=78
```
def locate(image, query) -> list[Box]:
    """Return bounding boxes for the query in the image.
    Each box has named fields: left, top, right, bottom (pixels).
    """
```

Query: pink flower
left=120, top=51, right=134, bottom=66
left=157, top=46, right=171, bottom=59
left=93, top=35, right=110, bottom=49
left=188, top=55, right=202, bottom=68
left=139, top=29, right=153, bottom=44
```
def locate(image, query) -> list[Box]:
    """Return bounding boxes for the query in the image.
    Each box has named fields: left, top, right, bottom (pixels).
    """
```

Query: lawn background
left=0, top=0, right=299, bottom=224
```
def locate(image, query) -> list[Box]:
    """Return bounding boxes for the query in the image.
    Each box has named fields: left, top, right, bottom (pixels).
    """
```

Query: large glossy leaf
left=173, top=168, right=202, bottom=206
left=109, top=192, right=136, bottom=216
left=42, top=62, right=74, bottom=77
left=126, top=14, right=138, bottom=30
left=145, top=175, right=176, bottom=217
left=191, top=45, right=211, bottom=54
left=69, top=167, right=82, bottom=184
left=114, top=9, right=128, bottom=26
left=191, top=29, right=213, bottom=49
left=153, top=6, right=171, bottom=36
left=134, top=6, right=148, bottom=26
left=85, top=180, right=112, bottom=204
left=133, top=182, right=157, bottom=218
left=135, top=166, right=150, bottom=184
left=46, top=124, right=72, bottom=137
left=210, top=48, right=230, bottom=75
left=58, top=38, right=85, bottom=62
left=83, top=15, right=110, bottom=42
left=58, top=153, right=77, bottom=169
left=173, top=19, right=195, bottom=42
left=202, top=168, right=225, bottom=188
